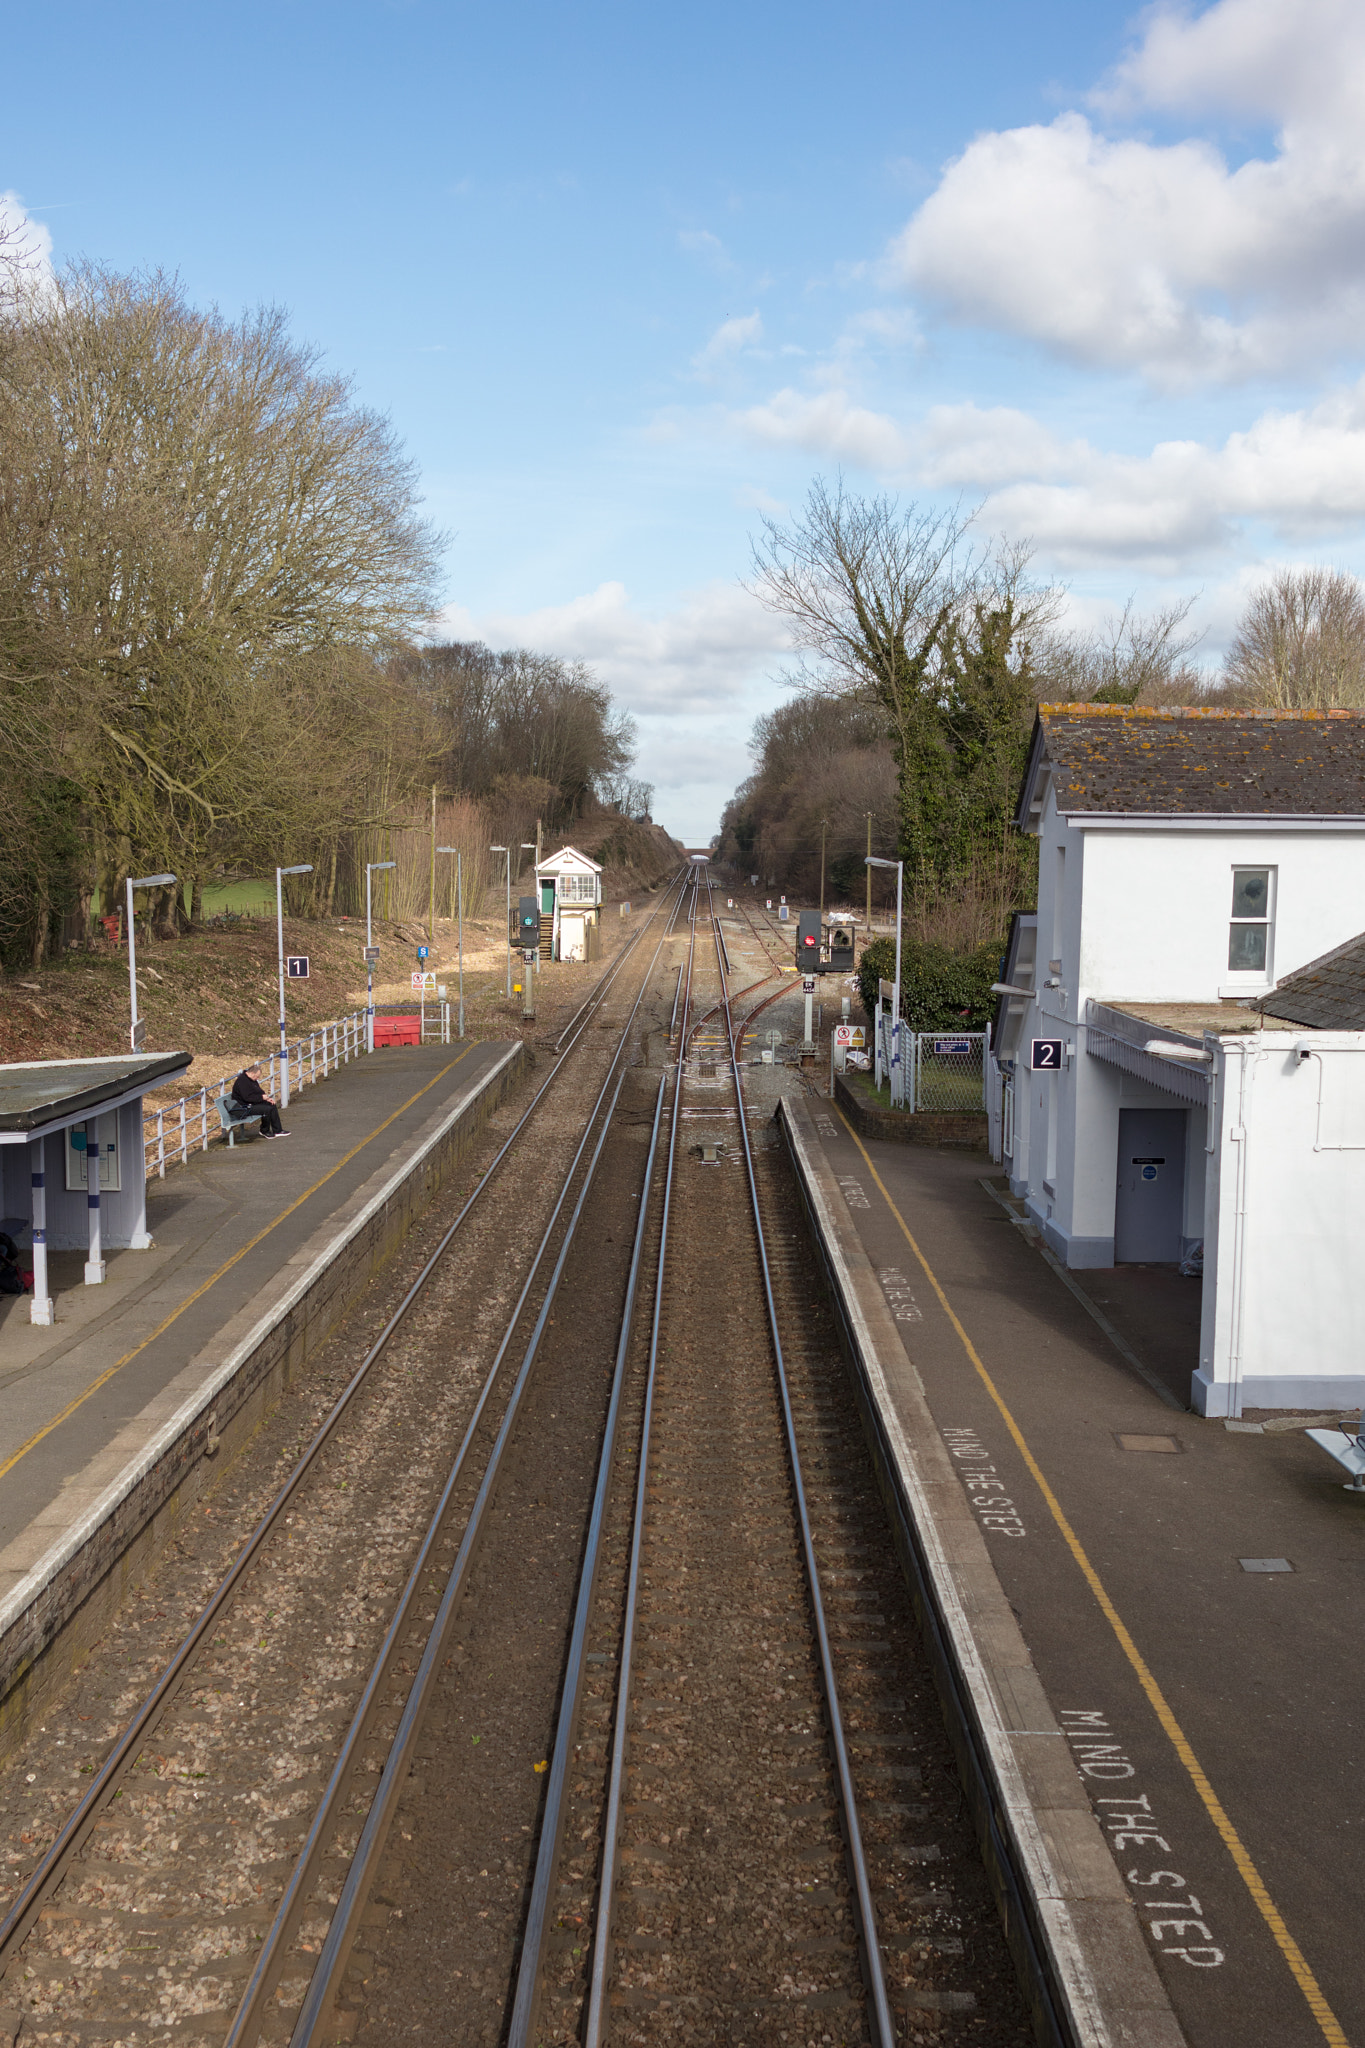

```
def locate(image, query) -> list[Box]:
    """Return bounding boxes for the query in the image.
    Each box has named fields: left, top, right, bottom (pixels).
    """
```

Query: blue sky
left=8, top=1, right=1365, bottom=840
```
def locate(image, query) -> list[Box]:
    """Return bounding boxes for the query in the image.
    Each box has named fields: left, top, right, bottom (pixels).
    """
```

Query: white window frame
left=1221, top=864, right=1276, bottom=992
left=558, top=872, right=596, bottom=903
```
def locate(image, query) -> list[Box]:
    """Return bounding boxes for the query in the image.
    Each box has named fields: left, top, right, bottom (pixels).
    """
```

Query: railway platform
left=0, top=1036, right=522, bottom=1727
left=801, top=1103, right=1360, bottom=2048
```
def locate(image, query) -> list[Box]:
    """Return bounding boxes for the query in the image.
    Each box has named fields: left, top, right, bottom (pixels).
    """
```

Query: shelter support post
left=129, top=1111, right=153, bottom=1251
left=29, top=1136, right=53, bottom=1326
left=84, top=1119, right=105, bottom=1286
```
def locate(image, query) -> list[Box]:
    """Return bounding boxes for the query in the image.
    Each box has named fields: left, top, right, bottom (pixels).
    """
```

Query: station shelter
left=535, top=847, right=603, bottom=963
left=0, top=1053, right=191, bottom=1325
left=992, top=704, right=1365, bottom=1415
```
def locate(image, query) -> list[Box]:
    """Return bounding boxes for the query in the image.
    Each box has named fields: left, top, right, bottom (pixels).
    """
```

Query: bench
left=216, top=1096, right=263, bottom=1146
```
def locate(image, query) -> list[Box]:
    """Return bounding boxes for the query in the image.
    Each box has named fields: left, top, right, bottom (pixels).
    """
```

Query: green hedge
left=857, top=934, right=1003, bottom=1034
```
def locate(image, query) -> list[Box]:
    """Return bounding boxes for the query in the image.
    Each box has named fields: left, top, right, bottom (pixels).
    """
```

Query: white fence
left=138, top=1003, right=453, bottom=1180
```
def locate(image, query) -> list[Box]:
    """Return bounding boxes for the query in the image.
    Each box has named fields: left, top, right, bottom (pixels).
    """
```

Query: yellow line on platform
left=835, top=1106, right=1349, bottom=2048
left=0, top=1048, right=475, bottom=1488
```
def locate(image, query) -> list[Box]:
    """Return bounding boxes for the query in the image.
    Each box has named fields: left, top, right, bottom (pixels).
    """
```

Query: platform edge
left=777, top=1094, right=1187, bottom=2048
left=0, top=1042, right=525, bottom=1738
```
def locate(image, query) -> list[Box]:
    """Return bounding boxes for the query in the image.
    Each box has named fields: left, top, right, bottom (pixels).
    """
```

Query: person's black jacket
left=232, top=1072, right=268, bottom=1109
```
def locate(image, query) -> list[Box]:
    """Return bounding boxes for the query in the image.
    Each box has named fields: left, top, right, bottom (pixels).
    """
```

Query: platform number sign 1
left=1031, top=1037, right=1064, bottom=1070
left=286, top=955, right=310, bottom=979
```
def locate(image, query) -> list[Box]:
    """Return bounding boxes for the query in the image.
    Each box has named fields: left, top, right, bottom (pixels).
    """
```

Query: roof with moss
left=1016, top=705, right=1365, bottom=827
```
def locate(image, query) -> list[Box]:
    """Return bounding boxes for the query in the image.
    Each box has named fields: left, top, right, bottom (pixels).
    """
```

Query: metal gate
left=912, top=1031, right=986, bottom=1113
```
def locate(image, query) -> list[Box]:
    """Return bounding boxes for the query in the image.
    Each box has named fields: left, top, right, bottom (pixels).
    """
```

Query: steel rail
left=551, top=868, right=689, bottom=1053
left=0, top=868, right=690, bottom=1985
left=581, top=871, right=701, bottom=2048
left=227, top=882, right=690, bottom=2046
left=284, top=1052, right=633, bottom=2046
left=707, top=877, right=897, bottom=2048
left=509, top=869, right=701, bottom=2044
left=504, top=1066, right=668, bottom=2047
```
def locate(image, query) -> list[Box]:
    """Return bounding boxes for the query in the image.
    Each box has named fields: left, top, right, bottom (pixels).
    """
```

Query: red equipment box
left=373, top=1013, right=421, bottom=1048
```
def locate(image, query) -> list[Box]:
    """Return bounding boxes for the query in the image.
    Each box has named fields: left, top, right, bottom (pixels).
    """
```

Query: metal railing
left=140, top=1009, right=371, bottom=1179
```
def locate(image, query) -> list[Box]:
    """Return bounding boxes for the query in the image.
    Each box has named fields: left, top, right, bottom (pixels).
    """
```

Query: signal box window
left=559, top=874, right=595, bottom=903
left=1228, top=867, right=1273, bottom=974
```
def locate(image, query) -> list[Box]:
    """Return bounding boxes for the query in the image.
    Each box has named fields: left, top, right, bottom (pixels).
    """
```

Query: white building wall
left=1075, top=822, right=1365, bottom=1008
left=1196, top=1034, right=1365, bottom=1415
left=1024, top=793, right=1365, bottom=1270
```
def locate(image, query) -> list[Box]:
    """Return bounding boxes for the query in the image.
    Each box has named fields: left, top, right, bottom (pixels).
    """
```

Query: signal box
left=827, top=922, right=855, bottom=975
left=518, top=895, right=540, bottom=947
left=796, top=910, right=822, bottom=972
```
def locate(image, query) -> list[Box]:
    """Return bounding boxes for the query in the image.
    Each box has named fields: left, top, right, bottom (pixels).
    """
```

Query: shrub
left=857, top=934, right=1003, bottom=1034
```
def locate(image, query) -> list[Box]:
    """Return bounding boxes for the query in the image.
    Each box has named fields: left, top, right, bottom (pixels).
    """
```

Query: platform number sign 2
left=286, top=955, right=310, bottom=979
left=1031, top=1037, right=1064, bottom=1071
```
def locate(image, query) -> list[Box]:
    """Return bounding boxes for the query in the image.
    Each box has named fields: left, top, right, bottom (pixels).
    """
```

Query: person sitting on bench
left=231, top=1063, right=289, bottom=1138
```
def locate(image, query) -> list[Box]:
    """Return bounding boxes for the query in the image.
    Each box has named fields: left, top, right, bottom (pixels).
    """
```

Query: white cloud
left=973, top=381, right=1365, bottom=567
left=892, top=0, right=1365, bottom=381
left=733, top=386, right=914, bottom=470
left=435, top=579, right=790, bottom=715
left=678, top=227, right=734, bottom=273
left=692, top=311, right=763, bottom=372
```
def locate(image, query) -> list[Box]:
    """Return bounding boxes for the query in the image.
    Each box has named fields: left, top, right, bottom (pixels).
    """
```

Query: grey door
left=1115, top=1108, right=1186, bottom=1263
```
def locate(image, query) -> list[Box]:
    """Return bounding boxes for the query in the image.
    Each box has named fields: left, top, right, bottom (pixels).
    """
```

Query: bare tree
left=1036, top=596, right=1205, bottom=705
left=1224, top=568, right=1365, bottom=708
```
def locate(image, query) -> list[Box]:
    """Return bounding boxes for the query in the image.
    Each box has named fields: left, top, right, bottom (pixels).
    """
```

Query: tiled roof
left=1260, top=932, right=1365, bottom=1030
left=1019, top=705, right=1365, bottom=819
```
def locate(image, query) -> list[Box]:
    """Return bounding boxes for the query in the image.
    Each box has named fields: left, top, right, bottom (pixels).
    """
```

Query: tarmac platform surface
left=0, top=1039, right=512, bottom=1611
left=810, top=1103, right=1360, bottom=2048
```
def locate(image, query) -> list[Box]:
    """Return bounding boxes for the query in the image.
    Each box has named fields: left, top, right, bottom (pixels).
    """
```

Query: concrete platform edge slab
left=0, top=1042, right=524, bottom=1732
left=777, top=1096, right=1187, bottom=2048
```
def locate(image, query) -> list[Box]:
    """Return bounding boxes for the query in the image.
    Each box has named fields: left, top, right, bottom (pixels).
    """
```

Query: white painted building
left=535, top=846, right=603, bottom=963
left=994, top=706, right=1365, bottom=1415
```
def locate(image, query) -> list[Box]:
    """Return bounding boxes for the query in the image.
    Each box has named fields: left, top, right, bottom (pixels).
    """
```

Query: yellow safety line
left=0, top=1048, right=476, bottom=1487
left=835, top=1106, right=1349, bottom=2048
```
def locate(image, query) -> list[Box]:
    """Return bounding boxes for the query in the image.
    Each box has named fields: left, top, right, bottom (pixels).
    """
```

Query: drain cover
left=1239, top=1557, right=1293, bottom=1572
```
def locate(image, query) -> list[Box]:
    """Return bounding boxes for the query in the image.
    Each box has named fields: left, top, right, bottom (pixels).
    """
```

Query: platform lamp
left=436, top=846, right=464, bottom=1038
left=126, top=873, right=176, bottom=1053
left=490, top=845, right=511, bottom=998
left=365, top=860, right=397, bottom=1054
left=865, top=856, right=903, bottom=1107
left=276, top=864, right=313, bottom=1107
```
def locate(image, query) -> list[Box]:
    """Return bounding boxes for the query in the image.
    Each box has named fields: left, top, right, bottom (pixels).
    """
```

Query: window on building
left=558, top=873, right=595, bottom=903
left=1228, top=867, right=1274, bottom=973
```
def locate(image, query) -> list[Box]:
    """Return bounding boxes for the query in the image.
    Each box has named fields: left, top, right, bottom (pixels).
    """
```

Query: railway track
left=0, top=873, right=692, bottom=2046
left=0, top=868, right=1035, bottom=2047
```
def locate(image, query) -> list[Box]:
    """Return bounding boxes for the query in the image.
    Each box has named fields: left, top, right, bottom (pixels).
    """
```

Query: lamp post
left=126, top=873, right=176, bottom=1053
left=866, top=856, right=904, bottom=1108
left=436, top=846, right=464, bottom=1038
left=491, top=846, right=511, bottom=998
left=276, top=864, right=313, bottom=1107
left=365, top=860, right=397, bottom=1054
left=519, top=844, right=537, bottom=1011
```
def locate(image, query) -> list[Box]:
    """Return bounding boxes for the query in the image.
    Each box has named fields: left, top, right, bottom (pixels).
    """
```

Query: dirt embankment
left=0, top=822, right=685, bottom=1101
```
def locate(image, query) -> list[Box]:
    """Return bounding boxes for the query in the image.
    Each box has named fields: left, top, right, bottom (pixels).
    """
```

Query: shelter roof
left=0, top=1054, right=192, bottom=1140
left=1016, top=705, right=1365, bottom=829
left=535, top=845, right=602, bottom=874
left=1259, top=932, right=1365, bottom=1030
